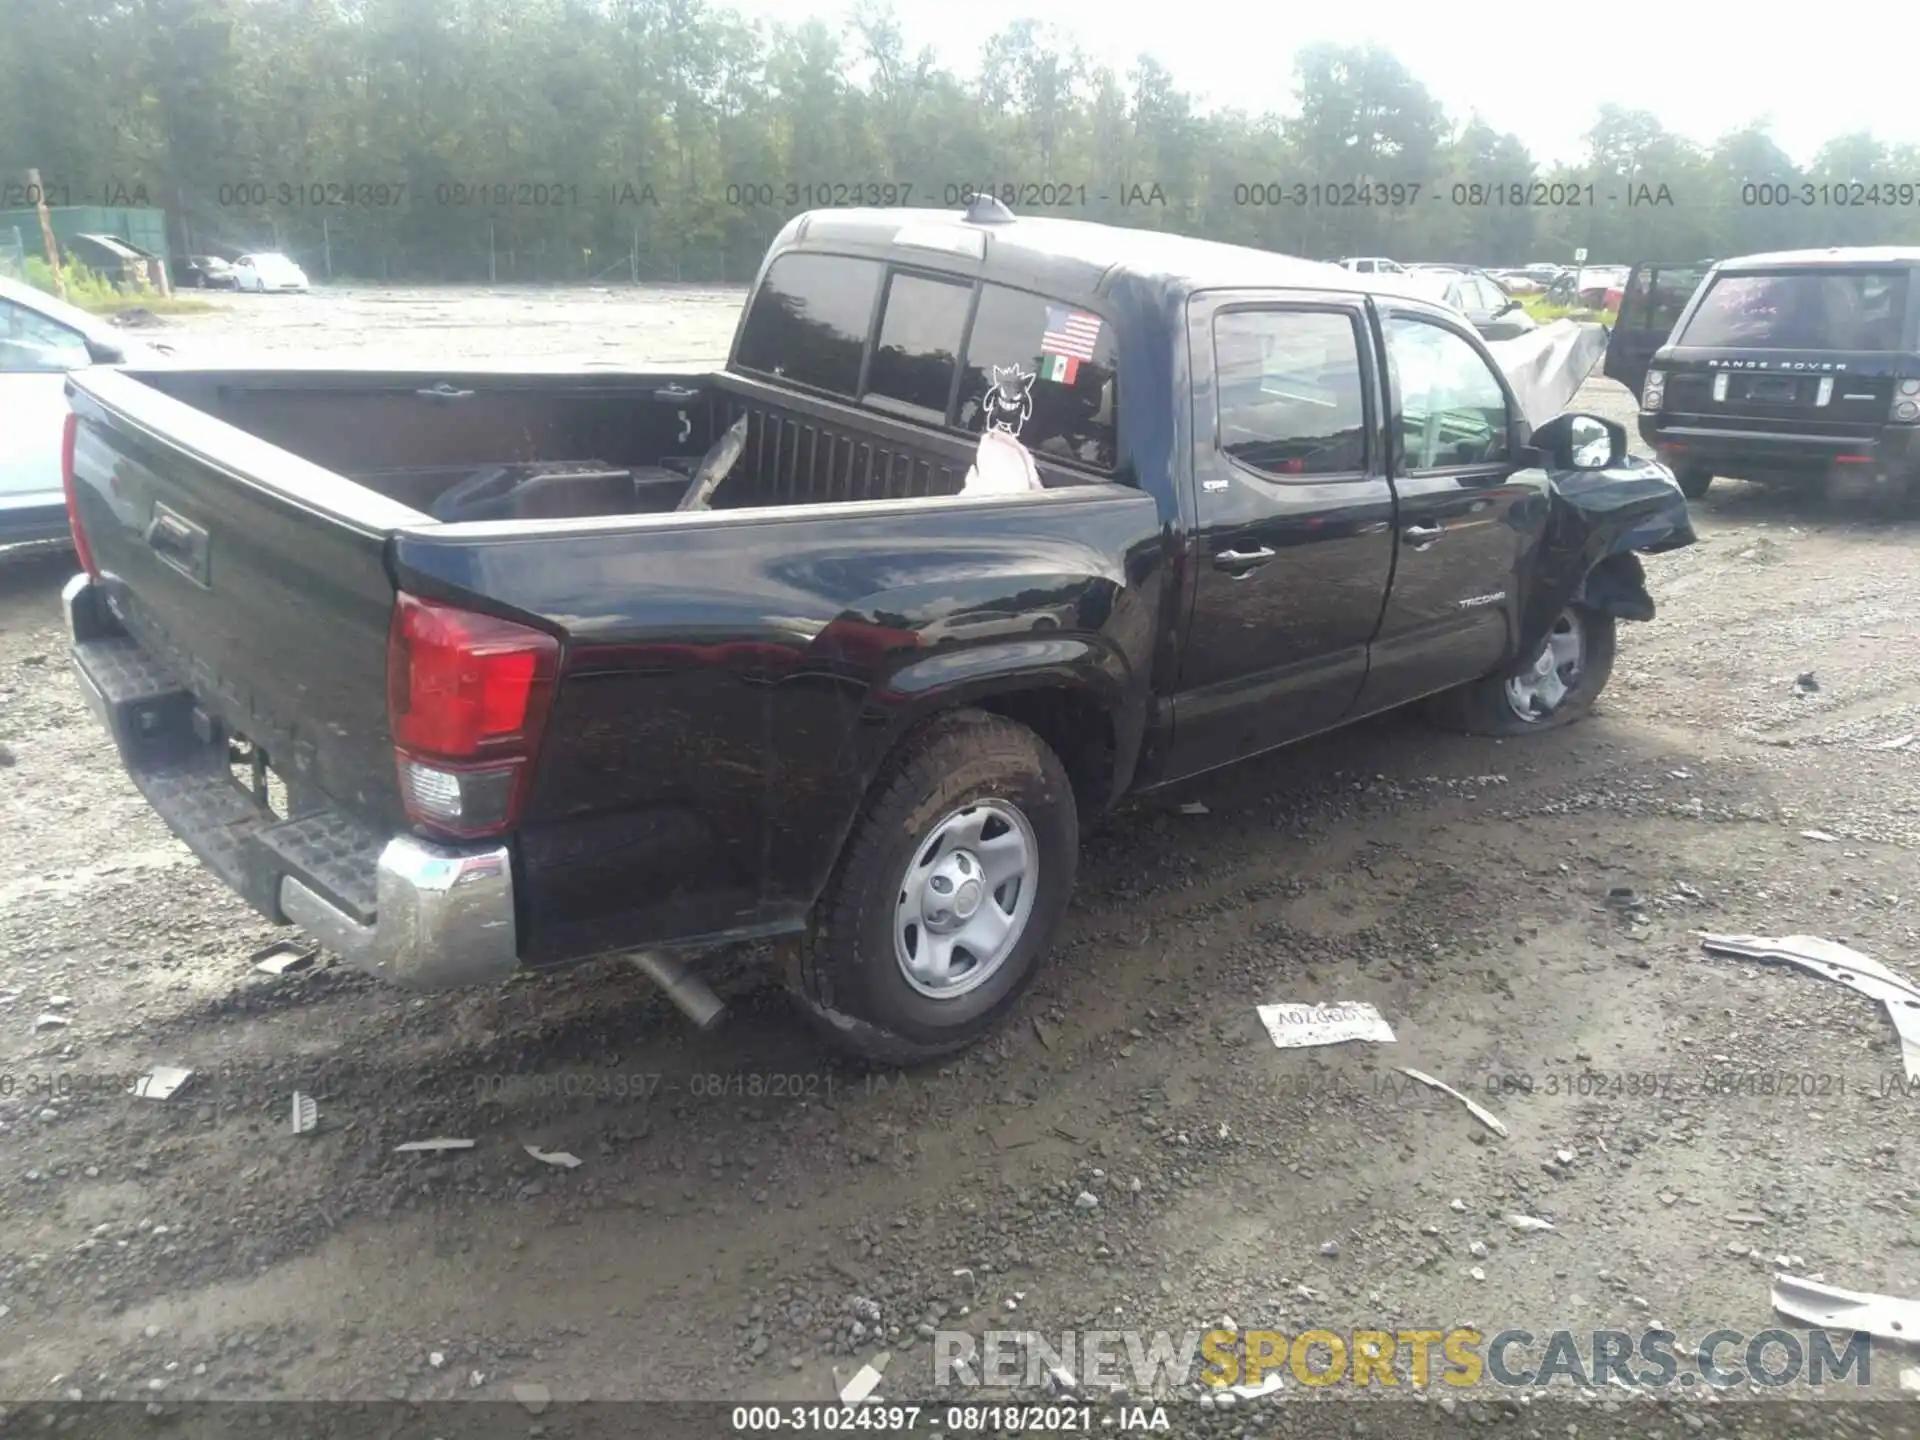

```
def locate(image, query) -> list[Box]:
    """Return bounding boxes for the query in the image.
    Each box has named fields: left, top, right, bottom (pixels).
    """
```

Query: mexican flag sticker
left=1039, top=353, right=1080, bottom=384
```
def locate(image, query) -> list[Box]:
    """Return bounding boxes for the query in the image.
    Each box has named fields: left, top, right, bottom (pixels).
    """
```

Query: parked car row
left=172, top=251, right=310, bottom=293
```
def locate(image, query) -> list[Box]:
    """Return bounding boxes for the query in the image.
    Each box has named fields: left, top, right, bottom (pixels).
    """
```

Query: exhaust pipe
left=627, top=950, right=726, bottom=1030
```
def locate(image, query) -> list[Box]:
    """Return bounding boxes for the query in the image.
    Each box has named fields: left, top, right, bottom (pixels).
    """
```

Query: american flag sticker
left=1041, top=305, right=1101, bottom=363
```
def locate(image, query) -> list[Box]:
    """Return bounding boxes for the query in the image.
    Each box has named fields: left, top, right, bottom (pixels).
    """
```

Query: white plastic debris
left=1395, top=1067, right=1509, bottom=1138
left=1505, top=1214, right=1557, bottom=1233
left=1179, top=801, right=1210, bottom=816
left=1872, top=733, right=1915, bottom=752
left=1772, top=1274, right=1920, bottom=1342
left=1228, top=1371, right=1285, bottom=1399
left=1701, top=933, right=1920, bottom=1080
left=1256, top=1001, right=1395, bottom=1050
left=395, top=1138, right=475, bottom=1153
left=839, top=1350, right=890, bottom=1404
left=525, top=1144, right=583, bottom=1169
left=1799, top=829, right=1839, bottom=843
left=34, top=1014, right=70, bottom=1031
left=290, top=1093, right=318, bottom=1135
left=128, top=1067, right=193, bottom=1100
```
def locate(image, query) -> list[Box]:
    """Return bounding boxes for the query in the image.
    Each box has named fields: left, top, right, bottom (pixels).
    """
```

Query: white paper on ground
left=1256, top=1001, right=1396, bottom=1050
left=128, top=1066, right=193, bottom=1100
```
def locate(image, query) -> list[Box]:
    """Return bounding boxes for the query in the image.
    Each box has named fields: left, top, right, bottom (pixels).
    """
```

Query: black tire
left=1427, top=605, right=1618, bottom=737
left=789, top=709, right=1079, bottom=1065
left=1676, top=466, right=1713, bottom=500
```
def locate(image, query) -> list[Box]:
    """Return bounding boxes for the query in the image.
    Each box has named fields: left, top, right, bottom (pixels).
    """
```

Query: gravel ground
left=4, top=288, right=1920, bottom=1431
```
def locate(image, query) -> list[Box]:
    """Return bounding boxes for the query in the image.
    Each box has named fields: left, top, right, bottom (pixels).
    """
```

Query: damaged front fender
left=1517, top=452, right=1697, bottom=661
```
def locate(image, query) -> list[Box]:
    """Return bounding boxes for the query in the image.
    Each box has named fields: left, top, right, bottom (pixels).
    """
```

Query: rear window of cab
left=733, top=252, right=1119, bottom=473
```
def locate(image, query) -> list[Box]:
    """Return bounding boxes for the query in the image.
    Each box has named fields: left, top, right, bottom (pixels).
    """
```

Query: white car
left=232, top=252, right=310, bottom=293
left=0, top=276, right=169, bottom=547
left=1337, top=257, right=1408, bottom=275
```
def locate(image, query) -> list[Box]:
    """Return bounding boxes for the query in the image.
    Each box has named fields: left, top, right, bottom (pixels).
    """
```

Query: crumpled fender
left=1515, top=454, right=1697, bottom=662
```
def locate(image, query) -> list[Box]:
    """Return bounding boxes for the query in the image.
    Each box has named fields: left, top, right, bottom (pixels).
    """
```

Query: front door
left=1165, top=292, right=1396, bottom=780
left=1603, top=260, right=1714, bottom=398
left=0, top=294, right=92, bottom=528
left=1355, top=306, right=1545, bottom=714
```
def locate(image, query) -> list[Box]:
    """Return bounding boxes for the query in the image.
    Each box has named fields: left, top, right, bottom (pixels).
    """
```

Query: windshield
left=1679, top=269, right=1909, bottom=351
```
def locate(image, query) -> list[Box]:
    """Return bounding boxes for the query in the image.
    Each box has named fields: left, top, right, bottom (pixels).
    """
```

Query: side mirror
left=1533, top=412, right=1624, bottom=471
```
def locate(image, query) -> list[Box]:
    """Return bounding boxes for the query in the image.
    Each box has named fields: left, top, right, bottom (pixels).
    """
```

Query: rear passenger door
left=1355, top=307, right=1542, bottom=714
left=1166, top=292, right=1396, bottom=779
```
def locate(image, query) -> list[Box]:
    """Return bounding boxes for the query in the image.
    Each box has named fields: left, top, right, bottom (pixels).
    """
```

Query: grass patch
left=1519, top=293, right=1617, bottom=326
left=23, top=257, right=219, bottom=315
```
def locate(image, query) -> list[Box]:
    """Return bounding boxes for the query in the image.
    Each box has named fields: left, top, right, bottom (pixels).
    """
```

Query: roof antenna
left=964, top=194, right=1016, bottom=225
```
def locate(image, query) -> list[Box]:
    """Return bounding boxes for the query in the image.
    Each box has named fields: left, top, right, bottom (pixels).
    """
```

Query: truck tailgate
left=65, top=368, right=424, bottom=923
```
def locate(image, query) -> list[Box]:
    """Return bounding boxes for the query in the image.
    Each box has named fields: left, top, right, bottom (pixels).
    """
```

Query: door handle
left=1213, top=546, right=1276, bottom=571
left=1402, top=524, right=1445, bottom=547
left=654, top=384, right=701, bottom=402
left=416, top=381, right=474, bottom=399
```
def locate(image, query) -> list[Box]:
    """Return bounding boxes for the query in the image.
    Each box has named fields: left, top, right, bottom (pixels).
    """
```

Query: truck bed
left=125, top=365, right=1112, bottom=523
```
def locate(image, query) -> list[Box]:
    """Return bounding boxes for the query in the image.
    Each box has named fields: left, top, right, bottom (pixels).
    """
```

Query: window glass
left=955, top=285, right=1118, bottom=471
left=1642, top=265, right=1708, bottom=334
left=733, top=253, right=883, bottom=395
left=864, top=271, right=973, bottom=419
left=1386, top=315, right=1510, bottom=469
left=1213, top=309, right=1367, bottom=477
left=1678, top=270, right=1907, bottom=351
left=0, top=300, right=91, bottom=372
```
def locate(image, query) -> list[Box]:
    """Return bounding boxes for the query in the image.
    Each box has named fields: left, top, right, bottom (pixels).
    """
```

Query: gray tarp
left=1486, top=319, right=1610, bottom=429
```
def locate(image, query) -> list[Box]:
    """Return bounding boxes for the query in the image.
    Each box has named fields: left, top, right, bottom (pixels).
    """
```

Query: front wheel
left=1427, top=605, right=1618, bottom=736
left=789, top=709, right=1079, bottom=1064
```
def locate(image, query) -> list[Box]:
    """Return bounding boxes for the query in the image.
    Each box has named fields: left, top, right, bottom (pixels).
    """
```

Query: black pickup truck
left=62, top=202, right=1695, bottom=1062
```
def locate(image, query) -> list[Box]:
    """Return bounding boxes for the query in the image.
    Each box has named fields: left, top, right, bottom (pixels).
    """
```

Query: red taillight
left=387, top=593, right=559, bottom=839
left=62, top=412, right=98, bottom=577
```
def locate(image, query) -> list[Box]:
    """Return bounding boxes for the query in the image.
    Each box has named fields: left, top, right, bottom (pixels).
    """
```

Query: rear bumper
left=66, top=574, right=519, bottom=990
left=1639, top=416, right=1920, bottom=482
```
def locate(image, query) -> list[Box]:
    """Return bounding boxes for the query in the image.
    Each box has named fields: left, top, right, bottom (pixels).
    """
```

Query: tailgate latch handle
left=654, top=384, right=701, bottom=402
left=416, top=381, right=475, bottom=400
left=146, top=503, right=212, bottom=588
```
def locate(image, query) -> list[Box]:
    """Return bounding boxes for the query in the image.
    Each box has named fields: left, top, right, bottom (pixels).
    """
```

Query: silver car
left=0, top=275, right=165, bottom=546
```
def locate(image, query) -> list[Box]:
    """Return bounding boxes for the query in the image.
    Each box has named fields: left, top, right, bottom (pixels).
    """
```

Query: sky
left=717, top=0, right=1914, bottom=169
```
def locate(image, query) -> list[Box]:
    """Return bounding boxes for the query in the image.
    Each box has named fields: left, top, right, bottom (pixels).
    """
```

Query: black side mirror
left=1532, top=412, right=1624, bottom=470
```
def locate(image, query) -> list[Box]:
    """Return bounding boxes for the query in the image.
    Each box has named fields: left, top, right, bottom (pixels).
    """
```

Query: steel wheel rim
left=893, top=799, right=1038, bottom=1000
left=1504, top=608, right=1585, bottom=721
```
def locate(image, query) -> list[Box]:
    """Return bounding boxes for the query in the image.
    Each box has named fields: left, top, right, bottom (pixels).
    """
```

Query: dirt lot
left=4, top=288, right=1920, bottom=1429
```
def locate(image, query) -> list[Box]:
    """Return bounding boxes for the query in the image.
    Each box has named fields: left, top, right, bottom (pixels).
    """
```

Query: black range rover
left=1604, top=247, right=1920, bottom=502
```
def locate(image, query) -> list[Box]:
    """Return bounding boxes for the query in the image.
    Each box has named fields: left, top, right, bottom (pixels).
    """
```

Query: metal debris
left=1395, top=1067, right=1509, bottom=1138
left=1701, top=933, right=1920, bottom=1080
left=128, top=1067, right=193, bottom=1100
left=251, top=939, right=319, bottom=975
left=290, top=1093, right=318, bottom=1135
left=1256, top=1001, right=1396, bottom=1050
left=394, top=1138, right=476, bottom=1153
left=839, top=1351, right=890, bottom=1404
left=525, top=1145, right=583, bottom=1169
left=1178, top=801, right=1210, bottom=815
left=1771, top=1274, right=1920, bottom=1342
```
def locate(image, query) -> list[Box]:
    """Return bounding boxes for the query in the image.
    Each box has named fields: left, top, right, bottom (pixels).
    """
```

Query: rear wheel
left=1428, top=605, right=1617, bottom=736
left=789, top=710, right=1079, bottom=1064
left=1676, top=466, right=1714, bottom=500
